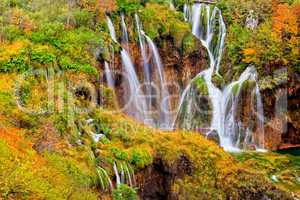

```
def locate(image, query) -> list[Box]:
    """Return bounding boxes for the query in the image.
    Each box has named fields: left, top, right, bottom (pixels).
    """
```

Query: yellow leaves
left=33, top=44, right=52, bottom=52
left=242, top=48, right=257, bottom=63
left=0, top=40, right=29, bottom=61
left=0, top=74, right=15, bottom=91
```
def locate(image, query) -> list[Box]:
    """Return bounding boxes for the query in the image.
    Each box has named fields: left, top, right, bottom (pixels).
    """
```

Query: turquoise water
left=276, top=148, right=300, bottom=156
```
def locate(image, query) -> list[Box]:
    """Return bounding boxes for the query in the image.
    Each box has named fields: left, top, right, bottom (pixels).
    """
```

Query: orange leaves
left=271, top=2, right=300, bottom=63
left=98, top=0, right=117, bottom=13
left=242, top=48, right=257, bottom=63
left=10, top=8, right=34, bottom=33
left=272, top=4, right=298, bottom=39
left=0, top=127, right=32, bottom=154
left=243, top=48, right=256, bottom=56
left=0, top=127, right=47, bottom=169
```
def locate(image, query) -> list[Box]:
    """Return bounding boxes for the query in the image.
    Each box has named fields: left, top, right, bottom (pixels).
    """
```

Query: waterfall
left=169, top=0, right=175, bottom=10
left=121, top=13, right=129, bottom=50
left=113, top=162, right=121, bottom=186
left=104, top=61, right=114, bottom=89
left=121, top=49, right=148, bottom=122
left=174, top=3, right=265, bottom=151
left=143, top=34, right=172, bottom=130
left=135, top=14, right=172, bottom=129
left=135, top=14, right=152, bottom=113
left=106, top=16, right=117, bottom=43
left=105, top=16, right=148, bottom=123
left=183, top=4, right=192, bottom=22
left=104, top=18, right=116, bottom=89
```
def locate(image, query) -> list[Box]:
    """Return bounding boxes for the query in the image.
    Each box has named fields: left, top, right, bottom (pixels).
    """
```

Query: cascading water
left=121, top=49, right=148, bottom=122
left=121, top=13, right=129, bottom=50
left=183, top=4, right=192, bottom=22
left=104, top=61, right=114, bottom=89
left=105, top=16, right=148, bottom=122
left=143, top=33, right=172, bottom=129
left=104, top=18, right=116, bottom=89
left=174, top=3, right=265, bottom=151
left=106, top=16, right=117, bottom=43
left=104, top=14, right=172, bottom=129
left=135, top=14, right=152, bottom=116
left=169, top=0, right=175, bottom=10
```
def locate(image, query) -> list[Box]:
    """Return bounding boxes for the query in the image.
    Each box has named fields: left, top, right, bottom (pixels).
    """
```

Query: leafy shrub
left=112, top=184, right=138, bottom=200
left=79, top=64, right=98, bottom=75
left=140, top=3, right=189, bottom=43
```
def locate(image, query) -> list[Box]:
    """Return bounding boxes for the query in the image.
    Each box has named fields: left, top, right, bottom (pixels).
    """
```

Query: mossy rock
left=212, top=73, right=226, bottom=89
left=99, top=85, right=119, bottom=110
left=241, top=79, right=257, bottom=92
left=232, top=82, right=240, bottom=96
left=194, top=76, right=208, bottom=95
left=182, top=33, right=199, bottom=55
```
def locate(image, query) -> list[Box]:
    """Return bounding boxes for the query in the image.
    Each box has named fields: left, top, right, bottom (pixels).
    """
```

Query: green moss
left=241, top=79, right=256, bottom=92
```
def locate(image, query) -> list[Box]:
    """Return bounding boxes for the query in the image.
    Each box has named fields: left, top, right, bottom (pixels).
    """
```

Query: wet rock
left=246, top=144, right=257, bottom=151
left=206, top=130, right=220, bottom=145
left=212, top=73, right=225, bottom=89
